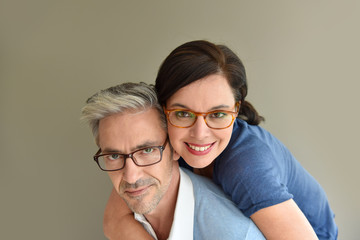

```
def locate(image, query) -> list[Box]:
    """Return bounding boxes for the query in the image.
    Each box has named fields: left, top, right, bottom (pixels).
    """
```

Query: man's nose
left=121, top=157, right=143, bottom=184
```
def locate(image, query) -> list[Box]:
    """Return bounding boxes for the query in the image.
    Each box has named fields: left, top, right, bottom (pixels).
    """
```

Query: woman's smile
left=166, top=74, right=236, bottom=168
left=185, top=142, right=215, bottom=155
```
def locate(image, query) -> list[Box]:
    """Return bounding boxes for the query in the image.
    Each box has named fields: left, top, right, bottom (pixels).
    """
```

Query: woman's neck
left=193, top=162, right=214, bottom=179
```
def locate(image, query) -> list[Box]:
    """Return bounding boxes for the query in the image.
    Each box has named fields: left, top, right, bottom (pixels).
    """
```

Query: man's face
left=97, top=108, right=177, bottom=214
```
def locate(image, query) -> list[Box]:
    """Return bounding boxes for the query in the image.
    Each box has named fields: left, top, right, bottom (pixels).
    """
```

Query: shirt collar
left=134, top=168, right=194, bottom=239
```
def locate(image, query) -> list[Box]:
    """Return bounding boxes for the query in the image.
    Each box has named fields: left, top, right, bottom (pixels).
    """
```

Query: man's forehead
left=98, top=108, right=167, bottom=151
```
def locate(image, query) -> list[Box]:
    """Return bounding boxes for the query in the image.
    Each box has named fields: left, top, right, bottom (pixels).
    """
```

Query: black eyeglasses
left=93, top=138, right=168, bottom=171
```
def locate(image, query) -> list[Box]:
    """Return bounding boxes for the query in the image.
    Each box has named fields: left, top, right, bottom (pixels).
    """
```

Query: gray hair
left=81, top=82, right=167, bottom=139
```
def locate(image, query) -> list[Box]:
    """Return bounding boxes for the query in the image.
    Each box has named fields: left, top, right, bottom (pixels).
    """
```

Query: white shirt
left=134, top=168, right=194, bottom=240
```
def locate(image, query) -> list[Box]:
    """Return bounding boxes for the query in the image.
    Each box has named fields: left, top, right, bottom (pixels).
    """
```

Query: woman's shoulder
left=215, top=119, right=289, bottom=180
left=229, top=119, right=290, bottom=157
left=226, top=119, right=275, bottom=155
left=233, top=118, right=273, bottom=139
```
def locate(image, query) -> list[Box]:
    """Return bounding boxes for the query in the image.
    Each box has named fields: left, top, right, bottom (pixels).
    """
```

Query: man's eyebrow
left=134, top=141, right=160, bottom=150
left=101, top=148, right=122, bottom=154
left=101, top=141, right=160, bottom=154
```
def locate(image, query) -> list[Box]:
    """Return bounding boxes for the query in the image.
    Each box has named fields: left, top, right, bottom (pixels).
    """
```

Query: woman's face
left=166, top=74, right=237, bottom=168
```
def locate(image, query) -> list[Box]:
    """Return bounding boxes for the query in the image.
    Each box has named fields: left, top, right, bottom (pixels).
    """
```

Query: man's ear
left=172, top=150, right=180, bottom=161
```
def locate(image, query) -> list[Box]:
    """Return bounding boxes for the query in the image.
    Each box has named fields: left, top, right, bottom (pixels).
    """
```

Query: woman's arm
left=250, top=199, right=318, bottom=240
left=103, top=188, right=154, bottom=240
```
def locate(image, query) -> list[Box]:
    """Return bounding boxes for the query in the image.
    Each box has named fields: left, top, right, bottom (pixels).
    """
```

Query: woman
left=104, top=40, right=338, bottom=239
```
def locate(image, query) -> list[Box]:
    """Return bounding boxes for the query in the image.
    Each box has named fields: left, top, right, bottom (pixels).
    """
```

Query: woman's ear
left=235, top=101, right=241, bottom=116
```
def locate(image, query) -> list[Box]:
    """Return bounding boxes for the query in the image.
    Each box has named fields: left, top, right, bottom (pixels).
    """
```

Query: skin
left=165, top=74, right=237, bottom=170
left=165, top=75, right=317, bottom=239
left=103, top=190, right=152, bottom=240
left=98, top=108, right=180, bottom=240
left=104, top=74, right=318, bottom=239
left=251, top=199, right=318, bottom=240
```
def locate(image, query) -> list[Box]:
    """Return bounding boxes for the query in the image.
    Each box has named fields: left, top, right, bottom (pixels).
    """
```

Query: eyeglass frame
left=163, top=102, right=240, bottom=130
left=93, top=138, right=169, bottom=171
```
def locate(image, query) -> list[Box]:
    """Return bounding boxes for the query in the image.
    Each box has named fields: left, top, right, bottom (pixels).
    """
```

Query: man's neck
left=144, top=165, right=180, bottom=240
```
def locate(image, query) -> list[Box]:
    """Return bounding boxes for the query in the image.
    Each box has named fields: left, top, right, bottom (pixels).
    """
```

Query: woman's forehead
left=166, top=74, right=236, bottom=110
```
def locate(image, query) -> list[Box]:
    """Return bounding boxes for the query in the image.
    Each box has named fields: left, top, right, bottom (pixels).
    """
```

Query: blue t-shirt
left=180, top=119, right=337, bottom=239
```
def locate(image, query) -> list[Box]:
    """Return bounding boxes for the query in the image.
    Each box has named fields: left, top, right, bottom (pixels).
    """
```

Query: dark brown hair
left=155, top=40, right=264, bottom=125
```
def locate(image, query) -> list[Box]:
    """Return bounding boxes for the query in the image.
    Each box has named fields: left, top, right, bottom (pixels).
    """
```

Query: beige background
left=1, top=0, right=359, bottom=239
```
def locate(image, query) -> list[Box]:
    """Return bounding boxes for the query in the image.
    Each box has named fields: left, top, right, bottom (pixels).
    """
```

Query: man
left=81, top=82, right=264, bottom=240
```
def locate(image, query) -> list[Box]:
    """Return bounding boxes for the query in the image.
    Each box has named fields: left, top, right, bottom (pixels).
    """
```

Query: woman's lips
left=185, top=142, right=215, bottom=155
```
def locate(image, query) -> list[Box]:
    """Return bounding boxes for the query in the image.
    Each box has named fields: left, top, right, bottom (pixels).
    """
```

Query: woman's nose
left=189, top=116, right=210, bottom=139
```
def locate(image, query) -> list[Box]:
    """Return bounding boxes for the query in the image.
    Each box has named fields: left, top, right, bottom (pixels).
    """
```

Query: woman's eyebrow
left=168, top=103, right=188, bottom=109
left=208, top=104, right=232, bottom=111
left=168, top=103, right=232, bottom=111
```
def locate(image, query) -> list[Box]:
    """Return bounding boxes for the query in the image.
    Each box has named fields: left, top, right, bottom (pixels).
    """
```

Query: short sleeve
left=213, top=130, right=293, bottom=217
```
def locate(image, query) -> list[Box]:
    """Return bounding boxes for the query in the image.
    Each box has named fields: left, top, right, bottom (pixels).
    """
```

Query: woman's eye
left=209, top=112, right=227, bottom=118
left=175, top=111, right=194, bottom=118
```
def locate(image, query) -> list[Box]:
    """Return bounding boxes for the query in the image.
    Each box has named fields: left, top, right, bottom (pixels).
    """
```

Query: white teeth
left=188, top=144, right=211, bottom=152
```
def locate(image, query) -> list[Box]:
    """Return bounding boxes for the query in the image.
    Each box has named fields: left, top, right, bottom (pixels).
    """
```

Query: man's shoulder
left=183, top=169, right=264, bottom=240
left=182, top=168, right=229, bottom=198
left=180, top=168, right=265, bottom=240
left=181, top=168, right=238, bottom=210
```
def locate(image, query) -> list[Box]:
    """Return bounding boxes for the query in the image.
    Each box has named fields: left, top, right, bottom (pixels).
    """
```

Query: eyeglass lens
left=168, top=110, right=234, bottom=128
left=97, top=147, right=162, bottom=171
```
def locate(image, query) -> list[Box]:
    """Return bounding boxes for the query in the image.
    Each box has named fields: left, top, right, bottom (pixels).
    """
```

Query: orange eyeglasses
left=163, top=103, right=239, bottom=129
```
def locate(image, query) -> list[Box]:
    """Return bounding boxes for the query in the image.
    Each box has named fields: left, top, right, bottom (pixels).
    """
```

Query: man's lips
left=125, top=186, right=150, bottom=197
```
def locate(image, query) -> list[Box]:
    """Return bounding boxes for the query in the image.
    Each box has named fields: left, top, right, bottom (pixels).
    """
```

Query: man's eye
left=209, top=112, right=227, bottom=118
left=175, top=111, right=194, bottom=118
left=143, top=148, right=155, bottom=154
left=107, top=154, right=121, bottom=161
